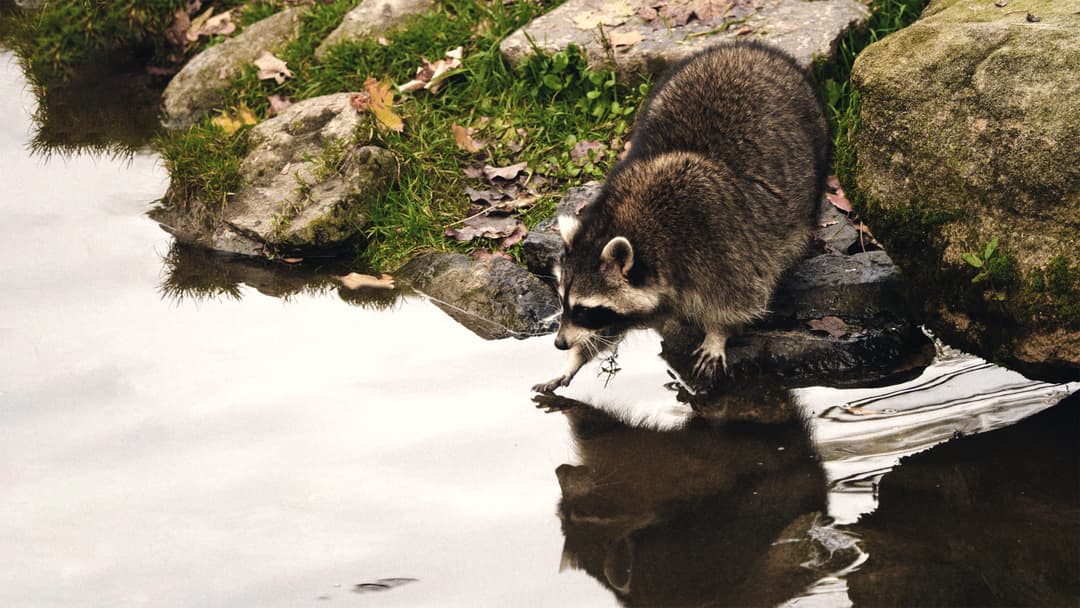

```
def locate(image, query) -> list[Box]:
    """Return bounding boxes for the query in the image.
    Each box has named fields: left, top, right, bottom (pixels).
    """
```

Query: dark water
left=0, top=51, right=1076, bottom=607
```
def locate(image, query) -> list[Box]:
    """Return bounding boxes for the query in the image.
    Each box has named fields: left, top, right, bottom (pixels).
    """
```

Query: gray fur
left=534, top=41, right=828, bottom=392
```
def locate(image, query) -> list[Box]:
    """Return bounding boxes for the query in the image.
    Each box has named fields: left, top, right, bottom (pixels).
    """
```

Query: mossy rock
left=851, top=0, right=1079, bottom=381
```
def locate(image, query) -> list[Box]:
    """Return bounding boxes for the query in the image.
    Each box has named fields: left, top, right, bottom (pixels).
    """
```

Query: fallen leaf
left=807, top=316, right=850, bottom=338
left=254, top=51, right=292, bottom=84
left=350, top=77, right=404, bottom=132
left=483, top=161, right=528, bottom=181
left=609, top=30, right=645, bottom=47
left=452, top=123, right=483, bottom=153
left=399, top=47, right=463, bottom=94
left=267, top=94, right=292, bottom=117
left=445, top=215, right=526, bottom=242
left=281, top=257, right=303, bottom=264
left=166, top=9, right=191, bottom=48
left=462, top=164, right=485, bottom=179
left=337, top=273, right=395, bottom=290
left=825, top=191, right=853, bottom=213
left=210, top=104, right=257, bottom=135
left=186, top=7, right=215, bottom=42
left=500, top=222, right=529, bottom=248
left=826, top=174, right=842, bottom=191
left=570, top=140, right=607, bottom=166
left=188, top=8, right=235, bottom=41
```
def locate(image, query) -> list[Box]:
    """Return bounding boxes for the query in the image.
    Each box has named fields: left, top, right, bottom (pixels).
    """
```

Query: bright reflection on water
left=1, top=50, right=1075, bottom=608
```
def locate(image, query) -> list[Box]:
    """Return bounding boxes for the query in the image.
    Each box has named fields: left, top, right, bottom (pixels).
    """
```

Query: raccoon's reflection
left=539, top=389, right=837, bottom=607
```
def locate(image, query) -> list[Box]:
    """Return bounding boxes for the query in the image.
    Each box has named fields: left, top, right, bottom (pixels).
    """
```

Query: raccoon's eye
left=570, top=305, right=621, bottom=330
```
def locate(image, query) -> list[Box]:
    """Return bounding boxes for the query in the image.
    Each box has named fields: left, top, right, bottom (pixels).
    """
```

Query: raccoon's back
left=629, top=42, right=829, bottom=200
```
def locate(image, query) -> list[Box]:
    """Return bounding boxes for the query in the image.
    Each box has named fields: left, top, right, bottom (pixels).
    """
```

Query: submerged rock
left=315, top=0, right=435, bottom=59
left=500, top=0, right=868, bottom=80
left=153, top=93, right=399, bottom=257
left=852, top=0, right=1079, bottom=381
left=161, top=8, right=305, bottom=130
left=397, top=252, right=560, bottom=340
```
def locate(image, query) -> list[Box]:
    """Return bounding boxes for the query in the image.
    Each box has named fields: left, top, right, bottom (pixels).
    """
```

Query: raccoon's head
left=552, top=211, right=663, bottom=352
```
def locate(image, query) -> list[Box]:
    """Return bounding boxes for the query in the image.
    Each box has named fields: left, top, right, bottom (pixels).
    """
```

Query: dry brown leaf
left=350, top=77, right=404, bottom=132
left=609, top=30, right=645, bottom=47
left=452, top=123, right=483, bottom=153
left=399, top=47, right=463, bottom=94
left=825, top=191, right=853, bottom=213
left=254, top=51, right=292, bottom=84
left=483, top=161, right=528, bottom=181
left=337, top=273, right=395, bottom=290
left=826, top=174, right=842, bottom=191
left=187, top=8, right=235, bottom=41
left=445, top=215, right=526, bottom=242
left=570, top=140, right=607, bottom=166
left=267, top=94, right=292, bottom=117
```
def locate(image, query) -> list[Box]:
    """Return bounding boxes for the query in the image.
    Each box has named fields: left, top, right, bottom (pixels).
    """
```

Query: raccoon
left=533, top=41, right=829, bottom=393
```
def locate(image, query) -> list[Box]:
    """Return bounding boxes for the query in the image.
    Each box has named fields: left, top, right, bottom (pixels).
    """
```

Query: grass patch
left=157, top=0, right=647, bottom=270
left=813, top=0, right=929, bottom=191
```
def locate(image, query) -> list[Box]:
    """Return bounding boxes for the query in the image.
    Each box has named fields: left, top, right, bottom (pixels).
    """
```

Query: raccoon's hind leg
left=533, top=343, right=590, bottom=393
left=691, top=329, right=729, bottom=380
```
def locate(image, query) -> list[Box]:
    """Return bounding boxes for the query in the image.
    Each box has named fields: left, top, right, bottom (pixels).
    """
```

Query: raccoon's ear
left=600, top=236, right=634, bottom=277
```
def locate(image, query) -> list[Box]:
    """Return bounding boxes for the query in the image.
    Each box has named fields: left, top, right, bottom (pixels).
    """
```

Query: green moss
left=1045, top=255, right=1074, bottom=297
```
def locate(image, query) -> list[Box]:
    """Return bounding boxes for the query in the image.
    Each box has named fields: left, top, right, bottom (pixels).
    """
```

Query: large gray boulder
left=153, top=93, right=399, bottom=257
left=500, top=0, right=868, bottom=80
left=851, top=0, right=1079, bottom=381
left=161, top=8, right=305, bottom=130
left=314, top=0, right=435, bottom=59
left=397, top=252, right=560, bottom=340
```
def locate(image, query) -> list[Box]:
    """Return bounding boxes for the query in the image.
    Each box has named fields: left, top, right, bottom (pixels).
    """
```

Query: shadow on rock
left=534, top=388, right=861, bottom=606
left=845, top=392, right=1080, bottom=607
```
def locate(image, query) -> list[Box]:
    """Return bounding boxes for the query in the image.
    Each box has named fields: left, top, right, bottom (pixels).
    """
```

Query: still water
left=1, top=50, right=1076, bottom=607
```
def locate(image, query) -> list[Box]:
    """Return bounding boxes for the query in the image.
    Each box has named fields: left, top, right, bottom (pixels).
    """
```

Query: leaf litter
left=254, top=51, right=292, bottom=84
left=399, top=46, right=464, bottom=94
left=350, top=77, right=404, bottom=132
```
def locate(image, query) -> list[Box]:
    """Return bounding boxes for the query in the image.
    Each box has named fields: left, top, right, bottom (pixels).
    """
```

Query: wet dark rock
left=315, top=0, right=435, bottom=60
left=846, top=393, right=1080, bottom=607
left=771, top=251, right=905, bottom=322
left=522, top=182, right=602, bottom=282
left=397, top=252, right=559, bottom=340
left=521, top=218, right=562, bottom=288
left=161, top=8, right=305, bottom=130
left=153, top=94, right=399, bottom=258
left=500, top=0, right=868, bottom=81
left=852, top=0, right=1079, bottom=380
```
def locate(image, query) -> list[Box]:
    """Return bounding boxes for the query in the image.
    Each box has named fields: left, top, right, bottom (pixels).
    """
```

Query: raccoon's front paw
left=691, top=332, right=729, bottom=381
left=532, top=375, right=571, bottom=394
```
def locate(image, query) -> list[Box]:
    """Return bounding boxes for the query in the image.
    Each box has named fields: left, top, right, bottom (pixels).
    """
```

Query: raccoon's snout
left=554, top=334, right=571, bottom=350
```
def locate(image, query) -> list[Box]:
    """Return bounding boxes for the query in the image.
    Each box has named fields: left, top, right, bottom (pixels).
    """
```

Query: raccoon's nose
left=554, top=335, right=570, bottom=350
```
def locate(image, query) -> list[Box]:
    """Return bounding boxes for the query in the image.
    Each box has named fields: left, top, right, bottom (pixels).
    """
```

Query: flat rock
left=315, top=0, right=435, bottom=59
left=771, top=251, right=905, bottom=322
left=852, top=0, right=1080, bottom=381
left=500, top=0, right=868, bottom=80
left=397, top=252, right=560, bottom=340
left=153, top=93, right=399, bottom=257
left=161, top=8, right=304, bottom=130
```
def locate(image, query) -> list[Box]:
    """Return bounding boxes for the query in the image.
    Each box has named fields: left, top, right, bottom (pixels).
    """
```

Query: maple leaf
left=211, top=104, right=257, bottom=135
left=254, top=51, right=292, bottom=84
left=350, top=77, right=404, bottom=132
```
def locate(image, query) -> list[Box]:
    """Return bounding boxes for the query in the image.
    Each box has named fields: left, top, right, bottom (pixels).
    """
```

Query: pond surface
left=1, top=50, right=1076, bottom=607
